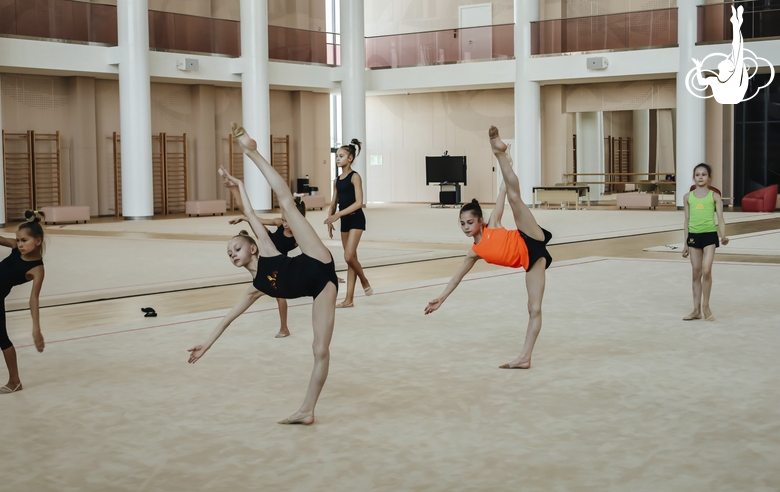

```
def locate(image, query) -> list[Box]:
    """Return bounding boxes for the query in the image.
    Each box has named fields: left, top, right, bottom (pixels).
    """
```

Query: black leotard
left=252, top=254, right=338, bottom=299
left=1, top=248, right=44, bottom=350
left=336, top=171, right=366, bottom=233
left=267, top=226, right=297, bottom=256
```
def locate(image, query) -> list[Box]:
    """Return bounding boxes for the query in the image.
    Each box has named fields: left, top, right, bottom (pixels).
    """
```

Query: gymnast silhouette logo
left=685, top=5, right=774, bottom=105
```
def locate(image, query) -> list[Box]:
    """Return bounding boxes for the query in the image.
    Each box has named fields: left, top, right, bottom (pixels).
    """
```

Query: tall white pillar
left=117, top=0, right=153, bottom=219
left=514, top=0, right=541, bottom=205
left=0, top=80, right=5, bottom=226
left=676, top=0, right=706, bottom=208
left=239, top=0, right=272, bottom=212
left=340, top=0, right=367, bottom=202
left=576, top=112, right=605, bottom=201
left=633, top=110, right=650, bottom=177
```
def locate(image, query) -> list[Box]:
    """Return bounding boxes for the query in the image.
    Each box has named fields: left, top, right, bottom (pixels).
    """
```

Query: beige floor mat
left=4, top=257, right=780, bottom=491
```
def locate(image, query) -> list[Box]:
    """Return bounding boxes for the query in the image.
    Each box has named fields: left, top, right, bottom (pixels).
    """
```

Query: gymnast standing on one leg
left=188, top=123, right=338, bottom=425
left=424, top=126, right=552, bottom=369
left=1, top=211, right=46, bottom=393
left=682, top=163, right=729, bottom=321
left=228, top=189, right=307, bottom=339
left=325, top=139, right=373, bottom=308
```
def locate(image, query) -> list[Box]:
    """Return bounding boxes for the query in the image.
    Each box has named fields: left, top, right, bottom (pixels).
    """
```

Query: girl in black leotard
left=1, top=211, right=46, bottom=394
left=188, top=123, right=339, bottom=426
left=325, top=139, right=372, bottom=308
left=228, top=192, right=307, bottom=339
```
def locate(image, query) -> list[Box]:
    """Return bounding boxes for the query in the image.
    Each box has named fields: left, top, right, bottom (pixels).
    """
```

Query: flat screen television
left=426, top=156, right=467, bottom=185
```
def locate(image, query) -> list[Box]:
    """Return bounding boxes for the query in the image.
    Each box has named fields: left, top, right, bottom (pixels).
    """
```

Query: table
left=532, top=186, right=590, bottom=210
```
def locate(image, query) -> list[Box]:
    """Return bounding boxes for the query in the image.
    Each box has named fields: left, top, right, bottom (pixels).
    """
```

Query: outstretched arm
left=29, top=266, right=45, bottom=352
left=0, top=237, right=15, bottom=248
left=228, top=187, right=281, bottom=227
left=424, top=253, right=479, bottom=314
left=715, top=193, right=729, bottom=245
left=188, top=285, right=264, bottom=363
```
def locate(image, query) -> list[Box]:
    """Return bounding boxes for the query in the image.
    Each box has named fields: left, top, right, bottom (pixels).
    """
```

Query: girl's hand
left=425, top=298, right=443, bottom=315
left=188, top=345, right=208, bottom=364
left=324, top=214, right=339, bottom=225
left=721, top=236, right=729, bottom=246
left=327, top=222, right=335, bottom=239
left=32, top=328, right=44, bottom=353
left=229, top=216, right=246, bottom=225
left=682, top=246, right=690, bottom=258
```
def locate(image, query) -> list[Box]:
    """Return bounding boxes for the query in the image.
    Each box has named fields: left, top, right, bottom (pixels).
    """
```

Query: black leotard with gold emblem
left=252, top=253, right=338, bottom=299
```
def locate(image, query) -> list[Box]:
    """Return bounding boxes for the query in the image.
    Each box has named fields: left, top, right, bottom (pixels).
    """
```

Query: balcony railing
left=0, top=0, right=341, bottom=64
left=365, top=24, right=514, bottom=69
left=698, top=1, right=780, bottom=43
left=531, top=8, right=677, bottom=55
left=0, top=0, right=117, bottom=45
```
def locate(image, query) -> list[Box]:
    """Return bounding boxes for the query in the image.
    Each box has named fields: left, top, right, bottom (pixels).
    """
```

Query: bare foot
left=231, top=122, right=257, bottom=151
left=499, top=359, right=531, bottom=369
left=278, top=412, right=314, bottom=425
left=488, top=125, right=507, bottom=153
left=683, top=311, right=702, bottom=321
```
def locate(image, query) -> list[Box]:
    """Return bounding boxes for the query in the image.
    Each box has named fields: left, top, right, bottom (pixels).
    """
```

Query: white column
left=576, top=112, right=605, bottom=201
left=239, top=0, right=272, bottom=212
left=340, top=0, right=367, bottom=202
left=633, top=110, right=650, bottom=178
left=117, top=0, right=153, bottom=219
left=514, top=0, right=541, bottom=205
left=676, top=0, right=706, bottom=208
left=0, top=83, right=4, bottom=226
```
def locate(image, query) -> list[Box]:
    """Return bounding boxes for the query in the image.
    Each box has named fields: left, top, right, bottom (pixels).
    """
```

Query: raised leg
left=489, top=126, right=544, bottom=241
left=278, top=281, right=337, bottom=425
left=232, top=123, right=330, bottom=264
left=700, top=244, right=716, bottom=320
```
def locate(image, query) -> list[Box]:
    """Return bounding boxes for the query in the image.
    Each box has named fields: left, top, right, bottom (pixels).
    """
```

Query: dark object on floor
left=141, top=307, right=157, bottom=318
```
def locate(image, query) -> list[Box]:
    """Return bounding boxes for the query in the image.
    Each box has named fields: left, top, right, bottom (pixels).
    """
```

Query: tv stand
left=430, top=182, right=462, bottom=208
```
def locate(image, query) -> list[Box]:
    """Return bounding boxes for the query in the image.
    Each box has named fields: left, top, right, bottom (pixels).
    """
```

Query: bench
left=185, top=200, right=226, bottom=217
left=39, top=205, right=91, bottom=224
left=616, top=193, right=658, bottom=210
left=300, top=195, right=326, bottom=210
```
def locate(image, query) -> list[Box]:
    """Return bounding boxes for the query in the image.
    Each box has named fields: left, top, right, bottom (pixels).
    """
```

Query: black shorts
left=520, top=227, right=553, bottom=270
left=340, top=209, right=366, bottom=233
left=687, top=231, right=719, bottom=249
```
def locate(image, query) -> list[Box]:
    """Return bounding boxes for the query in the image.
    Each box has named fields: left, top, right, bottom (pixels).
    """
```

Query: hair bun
left=351, top=138, right=360, bottom=145
left=24, top=210, right=43, bottom=223
left=238, top=230, right=249, bottom=236
left=471, top=199, right=479, bottom=205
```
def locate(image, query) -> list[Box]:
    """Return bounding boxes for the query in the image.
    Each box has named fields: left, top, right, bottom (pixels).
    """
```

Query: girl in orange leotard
left=425, top=126, right=552, bottom=369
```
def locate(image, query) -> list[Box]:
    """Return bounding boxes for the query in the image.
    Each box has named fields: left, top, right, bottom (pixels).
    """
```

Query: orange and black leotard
left=472, top=226, right=530, bottom=270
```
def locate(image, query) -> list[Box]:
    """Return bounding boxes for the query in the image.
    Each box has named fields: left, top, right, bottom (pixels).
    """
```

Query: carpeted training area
left=4, top=257, right=780, bottom=491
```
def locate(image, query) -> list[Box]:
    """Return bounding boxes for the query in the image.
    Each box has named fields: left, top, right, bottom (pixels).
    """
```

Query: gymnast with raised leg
left=1, top=210, right=46, bottom=393
left=188, top=123, right=338, bottom=425
left=424, top=126, right=552, bottom=369
left=325, top=139, right=373, bottom=308
left=228, top=189, right=307, bottom=339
